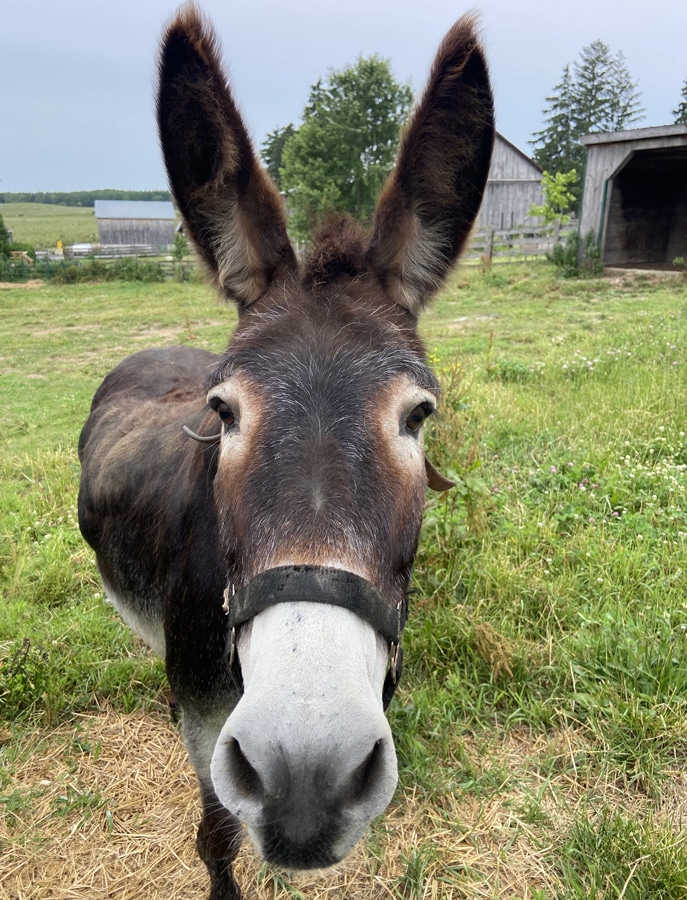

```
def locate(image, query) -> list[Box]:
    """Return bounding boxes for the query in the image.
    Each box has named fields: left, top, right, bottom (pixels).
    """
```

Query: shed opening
left=603, top=147, right=687, bottom=268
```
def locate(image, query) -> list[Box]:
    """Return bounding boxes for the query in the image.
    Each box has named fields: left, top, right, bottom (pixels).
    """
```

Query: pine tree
left=531, top=65, right=583, bottom=175
left=674, top=79, right=687, bottom=124
left=531, top=40, right=644, bottom=210
left=261, top=124, right=296, bottom=190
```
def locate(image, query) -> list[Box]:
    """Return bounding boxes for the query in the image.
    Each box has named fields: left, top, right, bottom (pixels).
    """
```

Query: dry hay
left=4, top=708, right=680, bottom=899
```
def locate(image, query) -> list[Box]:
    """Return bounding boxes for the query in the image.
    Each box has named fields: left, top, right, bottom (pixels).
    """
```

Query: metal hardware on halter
left=223, top=583, right=237, bottom=666
left=388, top=642, right=400, bottom=684
left=182, top=425, right=221, bottom=443
left=222, top=583, right=235, bottom=615
left=228, top=627, right=237, bottom=668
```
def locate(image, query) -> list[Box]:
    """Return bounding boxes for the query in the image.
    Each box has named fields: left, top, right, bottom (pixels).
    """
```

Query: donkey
left=77, top=5, right=493, bottom=898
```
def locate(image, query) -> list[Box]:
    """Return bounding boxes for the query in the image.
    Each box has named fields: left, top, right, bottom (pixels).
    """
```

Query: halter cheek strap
left=223, top=564, right=406, bottom=708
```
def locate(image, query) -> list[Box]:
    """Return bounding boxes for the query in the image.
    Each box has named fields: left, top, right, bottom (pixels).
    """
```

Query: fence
left=64, top=243, right=168, bottom=259
left=1, top=223, right=578, bottom=284
left=0, top=255, right=196, bottom=284
left=463, top=221, right=576, bottom=264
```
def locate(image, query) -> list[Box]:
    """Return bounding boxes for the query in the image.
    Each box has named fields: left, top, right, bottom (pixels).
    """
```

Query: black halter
left=223, top=564, right=405, bottom=709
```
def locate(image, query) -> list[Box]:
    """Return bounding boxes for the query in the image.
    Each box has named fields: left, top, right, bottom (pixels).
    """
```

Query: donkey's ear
left=157, top=4, right=297, bottom=308
left=367, top=16, right=494, bottom=316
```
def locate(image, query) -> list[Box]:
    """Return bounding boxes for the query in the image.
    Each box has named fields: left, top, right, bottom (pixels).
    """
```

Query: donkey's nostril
left=226, top=738, right=263, bottom=801
left=349, top=738, right=385, bottom=803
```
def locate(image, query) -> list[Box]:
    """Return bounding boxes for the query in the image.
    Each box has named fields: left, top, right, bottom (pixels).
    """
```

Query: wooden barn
left=94, top=200, right=176, bottom=249
left=579, top=125, right=687, bottom=268
left=476, top=133, right=544, bottom=229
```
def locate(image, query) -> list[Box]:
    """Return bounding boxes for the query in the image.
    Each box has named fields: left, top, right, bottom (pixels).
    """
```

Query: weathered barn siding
left=95, top=200, right=176, bottom=249
left=477, top=134, right=544, bottom=229
left=579, top=125, right=687, bottom=268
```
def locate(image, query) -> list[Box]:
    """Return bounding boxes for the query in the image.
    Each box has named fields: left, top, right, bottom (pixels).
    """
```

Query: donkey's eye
left=210, top=398, right=236, bottom=428
left=405, top=402, right=434, bottom=433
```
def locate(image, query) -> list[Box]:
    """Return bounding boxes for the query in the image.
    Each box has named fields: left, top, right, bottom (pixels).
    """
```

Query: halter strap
left=223, top=564, right=406, bottom=708
left=225, top=564, right=403, bottom=643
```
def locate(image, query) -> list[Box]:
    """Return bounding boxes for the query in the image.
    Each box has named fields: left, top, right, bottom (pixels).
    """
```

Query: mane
left=301, top=215, right=370, bottom=288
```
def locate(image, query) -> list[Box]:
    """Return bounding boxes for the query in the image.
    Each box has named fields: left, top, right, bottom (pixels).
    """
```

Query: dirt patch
left=0, top=280, right=44, bottom=290
left=446, top=315, right=498, bottom=332
left=0, top=712, right=555, bottom=899
left=603, top=267, right=684, bottom=287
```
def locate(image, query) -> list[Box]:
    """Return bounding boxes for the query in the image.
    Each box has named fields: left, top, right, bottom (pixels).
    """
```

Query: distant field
left=1, top=202, right=98, bottom=248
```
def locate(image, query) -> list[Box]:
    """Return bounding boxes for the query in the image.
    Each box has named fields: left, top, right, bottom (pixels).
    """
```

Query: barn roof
left=494, top=132, right=543, bottom=173
left=94, top=200, right=176, bottom=220
left=580, top=124, right=687, bottom=146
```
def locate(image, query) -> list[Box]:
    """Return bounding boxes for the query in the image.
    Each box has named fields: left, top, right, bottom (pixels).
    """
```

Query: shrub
left=0, top=214, right=10, bottom=259
left=110, top=256, right=165, bottom=282
left=48, top=256, right=165, bottom=284
left=550, top=229, right=602, bottom=278
left=7, top=241, right=36, bottom=261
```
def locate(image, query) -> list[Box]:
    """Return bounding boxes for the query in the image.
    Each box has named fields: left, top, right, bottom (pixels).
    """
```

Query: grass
left=1, top=262, right=687, bottom=898
left=1, top=202, right=99, bottom=249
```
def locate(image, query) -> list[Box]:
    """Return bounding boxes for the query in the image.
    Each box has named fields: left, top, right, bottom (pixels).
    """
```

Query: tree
left=279, top=56, right=413, bottom=241
left=261, top=124, right=296, bottom=190
left=529, top=169, right=577, bottom=225
left=674, top=79, right=687, bottom=124
left=171, top=231, right=188, bottom=281
left=531, top=65, right=580, bottom=176
left=532, top=40, right=644, bottom=210
left=0, top=214, right=10, bottom=259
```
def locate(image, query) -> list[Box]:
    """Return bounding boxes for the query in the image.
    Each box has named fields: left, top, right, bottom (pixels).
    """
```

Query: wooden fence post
left=484, top=227, right=495, bottom=263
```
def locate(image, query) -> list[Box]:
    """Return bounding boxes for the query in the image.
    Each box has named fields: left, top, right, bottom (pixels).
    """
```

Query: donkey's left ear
left=157, top=5, right=297, bottom=308
left=367, top=16, right=494, bottom=316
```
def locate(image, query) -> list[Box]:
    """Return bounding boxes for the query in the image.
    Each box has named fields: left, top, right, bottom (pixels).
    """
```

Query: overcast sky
left=2, top=0, right=685, bottom=193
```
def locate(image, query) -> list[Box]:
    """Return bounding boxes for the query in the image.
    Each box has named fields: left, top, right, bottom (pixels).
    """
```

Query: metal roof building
left=94, top=200, right=176, bottom=248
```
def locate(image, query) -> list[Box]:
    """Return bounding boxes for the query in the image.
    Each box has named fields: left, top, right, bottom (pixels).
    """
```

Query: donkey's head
left=158, top=4, right=493, bottom=870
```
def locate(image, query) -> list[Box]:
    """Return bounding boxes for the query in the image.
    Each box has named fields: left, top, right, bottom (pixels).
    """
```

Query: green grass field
left=1, top=202, right=98, bottom=249
left=1, top=263, right=687, bottom=898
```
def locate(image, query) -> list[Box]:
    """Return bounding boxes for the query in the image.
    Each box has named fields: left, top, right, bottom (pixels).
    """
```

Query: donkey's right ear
left=157, top=4, right=297, bottom=309
left=367, top=16, right=494, bottom=317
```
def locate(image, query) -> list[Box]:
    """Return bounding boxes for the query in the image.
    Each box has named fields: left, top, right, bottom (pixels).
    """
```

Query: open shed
left=94, top=200, right=176, bottom=249
left=476, top=133, right=544, bottom=230
left=579, top=125, right=687, bottom=268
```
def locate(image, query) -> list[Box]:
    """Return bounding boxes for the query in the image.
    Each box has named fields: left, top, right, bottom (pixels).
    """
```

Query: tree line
left=0, top=190, right=171, bottom=207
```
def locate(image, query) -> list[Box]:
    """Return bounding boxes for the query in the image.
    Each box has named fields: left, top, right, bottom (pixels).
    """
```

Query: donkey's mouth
left=255, top=822, right=339, bottom=870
